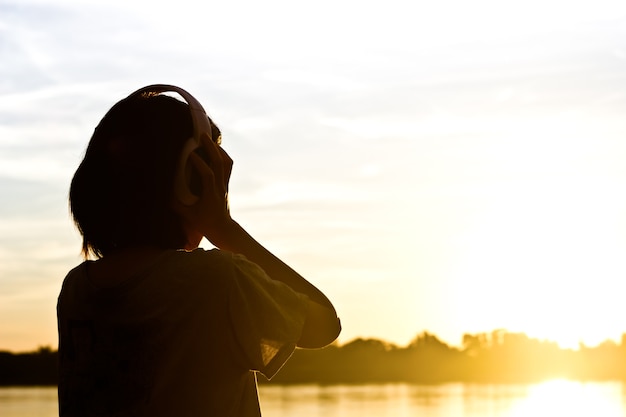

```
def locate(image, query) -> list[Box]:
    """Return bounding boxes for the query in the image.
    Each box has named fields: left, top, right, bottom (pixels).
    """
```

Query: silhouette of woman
left=57, top=85, right=340, bottom=416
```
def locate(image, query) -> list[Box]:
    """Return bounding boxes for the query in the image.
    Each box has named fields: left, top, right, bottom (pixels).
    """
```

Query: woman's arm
left=176, top=134, right=341, bottom=348
left=215, top=220, right=340, bottom=348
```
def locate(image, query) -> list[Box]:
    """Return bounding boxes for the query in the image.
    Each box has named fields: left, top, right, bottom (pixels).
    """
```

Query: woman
left=57, top=86, right=341, bottom=416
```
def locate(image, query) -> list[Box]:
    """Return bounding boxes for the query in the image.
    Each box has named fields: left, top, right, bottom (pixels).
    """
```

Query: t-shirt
left=57, top=248, right=309, bottom=417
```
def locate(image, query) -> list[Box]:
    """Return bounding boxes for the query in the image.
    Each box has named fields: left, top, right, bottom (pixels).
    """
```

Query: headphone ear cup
left=189, top=145, right=210, bottom=197
left=174, top=137, right=201, bottom=205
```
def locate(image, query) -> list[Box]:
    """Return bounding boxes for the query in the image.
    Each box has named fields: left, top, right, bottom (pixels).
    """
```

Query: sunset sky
left=1, top=0, right=626, bottom=351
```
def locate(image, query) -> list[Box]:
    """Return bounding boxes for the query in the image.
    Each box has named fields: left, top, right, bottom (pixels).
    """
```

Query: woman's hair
left=69, top=92, right=198, bottom=259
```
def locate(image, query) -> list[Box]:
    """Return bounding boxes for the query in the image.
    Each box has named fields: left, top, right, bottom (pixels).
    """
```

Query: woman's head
left=70, top=92, right=201, bottom=258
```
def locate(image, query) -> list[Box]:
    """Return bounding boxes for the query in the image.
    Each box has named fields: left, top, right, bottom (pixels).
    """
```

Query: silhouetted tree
left=0, top=346, right=58, bottom=386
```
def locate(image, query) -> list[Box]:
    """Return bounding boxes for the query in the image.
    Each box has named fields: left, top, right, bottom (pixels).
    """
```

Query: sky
left=1, top=0, right=626, bottom=352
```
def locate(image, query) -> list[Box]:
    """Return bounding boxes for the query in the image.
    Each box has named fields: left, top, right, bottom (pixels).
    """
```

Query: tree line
left=2, top=330, right=626, bottom=386
left=262, top=330, right=626, bottom=384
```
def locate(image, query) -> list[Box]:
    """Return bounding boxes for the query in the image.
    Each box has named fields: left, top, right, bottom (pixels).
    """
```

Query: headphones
left=126, top=84, right=213, bottom=206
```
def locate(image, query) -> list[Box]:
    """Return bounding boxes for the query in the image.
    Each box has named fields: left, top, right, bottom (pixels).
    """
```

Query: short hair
left=69, top=92, right=204, bottom=259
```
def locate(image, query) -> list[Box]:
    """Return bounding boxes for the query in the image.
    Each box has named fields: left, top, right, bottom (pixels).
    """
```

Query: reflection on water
left=259, top=381, right=626, bottom=417
left=0, top=387, right=58, bottom=417
left=1, top=381, right=625, bottom=417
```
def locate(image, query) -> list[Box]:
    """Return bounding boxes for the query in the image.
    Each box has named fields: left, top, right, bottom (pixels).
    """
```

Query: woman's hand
left=174, top=133, right=236, bottom=248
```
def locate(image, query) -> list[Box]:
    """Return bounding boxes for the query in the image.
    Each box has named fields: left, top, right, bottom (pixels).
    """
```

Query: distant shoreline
left=3, top=330, right=626, bottom=386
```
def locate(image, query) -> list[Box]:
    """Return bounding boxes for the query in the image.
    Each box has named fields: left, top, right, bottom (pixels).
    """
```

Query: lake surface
left=1, top=381, right=625, bottom=416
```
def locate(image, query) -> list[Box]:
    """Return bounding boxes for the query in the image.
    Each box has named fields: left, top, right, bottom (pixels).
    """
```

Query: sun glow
left=508, top=379, right=625, bottom=417
left=441, top=126, right=626, bottom=349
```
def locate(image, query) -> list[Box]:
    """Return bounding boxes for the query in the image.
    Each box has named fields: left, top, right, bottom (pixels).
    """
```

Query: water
left=1, top=381, right=625, bottom=416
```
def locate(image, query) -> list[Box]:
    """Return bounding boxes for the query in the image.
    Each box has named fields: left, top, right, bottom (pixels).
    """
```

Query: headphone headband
left=127, top=84, right=212, bottom=147
left=127, top=84, right=212, bottom=205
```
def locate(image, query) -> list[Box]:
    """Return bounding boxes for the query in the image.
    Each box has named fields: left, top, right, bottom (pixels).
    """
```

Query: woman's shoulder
left=173, top=248, right=257, bottom=271
left=59, top=248, right=262, bottom=296
left=168, top=247, right=235, bottom=269
left=168, top=249, right=275, bottom=290
left=153, top=248, right=248, bottom=284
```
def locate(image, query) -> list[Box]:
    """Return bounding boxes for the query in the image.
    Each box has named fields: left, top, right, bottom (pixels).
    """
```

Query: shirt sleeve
left=226, top=253, right=309, bottom=379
